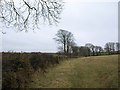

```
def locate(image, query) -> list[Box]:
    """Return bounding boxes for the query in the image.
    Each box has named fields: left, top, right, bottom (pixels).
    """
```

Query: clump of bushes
left=2, top=53, right=32, bottom=88
left=2, top=52, right=67, bottom=88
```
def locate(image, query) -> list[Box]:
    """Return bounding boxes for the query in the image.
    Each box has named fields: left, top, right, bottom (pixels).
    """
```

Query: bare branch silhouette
left=0, top=0, right=64, bottom=31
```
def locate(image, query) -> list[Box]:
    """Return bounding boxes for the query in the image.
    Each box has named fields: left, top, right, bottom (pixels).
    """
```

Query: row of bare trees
left=105, top=42, right=120, bottom=54
left=54, top=29, right=76, bottom=55
left=84, top=42, right=120, bottom=56
left=70, top=42, right=120, bottom=57
left=54, top=29, right=120, bottom=57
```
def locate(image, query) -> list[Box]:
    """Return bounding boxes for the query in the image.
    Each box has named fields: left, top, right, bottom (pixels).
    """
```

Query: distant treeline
left=68, top=42, right=120, bottom=57
left=54, top=30, right=120, bottom=57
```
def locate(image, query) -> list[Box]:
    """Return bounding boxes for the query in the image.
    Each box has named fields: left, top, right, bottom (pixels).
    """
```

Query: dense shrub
left=2, top=52, right=67, bottom=88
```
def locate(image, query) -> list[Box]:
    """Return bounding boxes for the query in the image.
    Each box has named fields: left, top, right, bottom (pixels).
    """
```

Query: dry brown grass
left=29, top=55, right=118, bottom=88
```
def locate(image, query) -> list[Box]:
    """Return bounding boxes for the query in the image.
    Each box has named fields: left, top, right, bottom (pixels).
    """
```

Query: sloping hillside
left=29, top=55, right=118, bottom=88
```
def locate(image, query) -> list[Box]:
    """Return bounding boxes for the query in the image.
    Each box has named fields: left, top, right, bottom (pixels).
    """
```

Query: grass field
left=29, top=55, right=118, bottom=88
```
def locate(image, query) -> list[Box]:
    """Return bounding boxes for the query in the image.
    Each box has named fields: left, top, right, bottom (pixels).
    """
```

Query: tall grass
left=29, top=55, right=118, bottom=88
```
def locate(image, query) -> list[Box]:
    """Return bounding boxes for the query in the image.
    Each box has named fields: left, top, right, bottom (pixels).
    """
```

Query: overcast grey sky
left=1, top=0, right=119, bottom=52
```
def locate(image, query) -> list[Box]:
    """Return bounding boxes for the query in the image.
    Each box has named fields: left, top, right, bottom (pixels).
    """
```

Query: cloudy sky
left=1, top=0, right=119, bottom=52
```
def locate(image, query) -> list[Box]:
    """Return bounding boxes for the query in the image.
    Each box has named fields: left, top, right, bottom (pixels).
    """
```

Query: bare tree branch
left=0, top=0, right=64, bottom=31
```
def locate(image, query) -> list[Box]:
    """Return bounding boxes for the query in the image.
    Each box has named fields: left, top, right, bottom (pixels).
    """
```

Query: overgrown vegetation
left=2, top=52, right=66, bottom=88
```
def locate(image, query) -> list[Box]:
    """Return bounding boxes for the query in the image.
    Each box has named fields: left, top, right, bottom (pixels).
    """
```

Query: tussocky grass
left=29, top=55, right=118, bottom=88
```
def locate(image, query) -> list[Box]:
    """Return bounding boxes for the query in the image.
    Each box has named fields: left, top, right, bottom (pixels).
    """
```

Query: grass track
left=29, top=55, right=118, bottom=88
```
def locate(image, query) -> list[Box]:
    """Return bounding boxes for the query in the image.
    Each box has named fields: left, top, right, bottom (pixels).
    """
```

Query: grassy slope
left=29, top=55, right=118, bottom=88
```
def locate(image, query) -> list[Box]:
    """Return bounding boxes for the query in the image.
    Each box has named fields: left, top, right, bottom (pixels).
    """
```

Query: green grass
left=29, top=55, right=118, bottom=88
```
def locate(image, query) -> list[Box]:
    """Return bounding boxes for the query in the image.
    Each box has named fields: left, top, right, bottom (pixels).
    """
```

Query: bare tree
left=94, top=46, right=99, bottom=56
left=85, top=43, right=95, bottom=56
left=104, top=42, right=115, bottom=54
left=66, top=32, right=76, bottom=54
left=54, top=29, right=75, bottom=55
left=116, top=42, right=120, bottom=53
left=94, top=46, right=103, bottom=56
left=98, top=46, right=104, bottom=55
left=104, top=43, right=110, bottom=54
left=0, top=0, right=64, bottom=31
